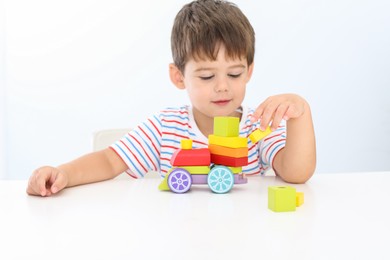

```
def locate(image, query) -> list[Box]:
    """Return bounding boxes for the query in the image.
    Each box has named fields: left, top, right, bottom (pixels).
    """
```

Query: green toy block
left=268, top=186, right=297, bottom=212
left=214, top=117, right=239, bottom=137
left=158, top=173, right=170, bottom=191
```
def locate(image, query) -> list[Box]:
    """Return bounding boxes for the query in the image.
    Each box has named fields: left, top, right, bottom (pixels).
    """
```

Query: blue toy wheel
left=168, top=168, right=192, bottom=193
left=207, top=166, right=234, bottom=193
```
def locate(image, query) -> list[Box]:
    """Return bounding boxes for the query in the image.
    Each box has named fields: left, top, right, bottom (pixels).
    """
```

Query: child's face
left=181, top=45, right=254, bottom=120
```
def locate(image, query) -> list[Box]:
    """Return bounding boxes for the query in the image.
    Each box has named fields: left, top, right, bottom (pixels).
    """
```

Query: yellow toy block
left=249, top=127, right=272, bottom=144
left=180, top=166, right=210, bottom=174
left=214, top=117, right=239, bottom=137
left=296, top=192, right=304, bottom=207
left=208, top=135, right=247, bottom=148
left=228, top=166, right=242, bottom=174
left=268, top=186, right=296, bottom=212
left=208, top=144, right=248, bottom=158
left=181, top=139, right=193, bottom=150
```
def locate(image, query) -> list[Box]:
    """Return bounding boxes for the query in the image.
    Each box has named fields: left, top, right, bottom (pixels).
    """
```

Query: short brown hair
left=171, top=0, right=255, bottom=73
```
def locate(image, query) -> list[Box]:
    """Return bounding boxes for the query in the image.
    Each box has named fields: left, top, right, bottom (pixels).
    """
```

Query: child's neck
left=196, top=118, right=214, bottom=138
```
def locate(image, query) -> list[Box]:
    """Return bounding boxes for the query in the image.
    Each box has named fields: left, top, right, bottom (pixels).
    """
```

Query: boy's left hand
left=251, top=93, right=307, bottom=131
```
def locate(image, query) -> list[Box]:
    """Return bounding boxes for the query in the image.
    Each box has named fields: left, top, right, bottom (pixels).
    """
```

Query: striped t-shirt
left=110, top=105, right=286, bottom=178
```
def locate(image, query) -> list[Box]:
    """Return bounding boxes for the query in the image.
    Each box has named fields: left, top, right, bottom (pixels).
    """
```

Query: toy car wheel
left=207, top=166, right=234, bottom=194
left=168, top=168, right=192, bottom=193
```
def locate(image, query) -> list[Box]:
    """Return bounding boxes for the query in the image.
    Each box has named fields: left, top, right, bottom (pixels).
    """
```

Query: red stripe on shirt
left=248, top=158, right=258, bottom=165
left=109, top=147, right=138, bottom=178
left=161, top=109, right=189, bottom=115
left=120, top=140, right=148, bottom=173
left=161, top=119, right=191, bottom=128
left=129, top=134, right=158, bottom=171
left=245, top=169, right=261, bottom=175
left=264, top=130, right=284, bottom=142
left=148, top=118, right=162, bottom=137
left=192, top=140, right=208, bottom=146
left=162, top=132, right=189, bottom=139
left=139, top=126, right=159, bottom=156
left=161, top=145, right=178, bottom=150
left=242, top=124, right=252, bottom=132
left=161, top=157, right=171, bottom=163
left=265, top=139, right=286, bottom=159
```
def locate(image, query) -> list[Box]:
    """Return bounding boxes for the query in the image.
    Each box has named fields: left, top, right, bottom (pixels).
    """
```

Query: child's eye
left=228, top=73, right=242, bottom=78
left=199, top=75, right=214, bottom=80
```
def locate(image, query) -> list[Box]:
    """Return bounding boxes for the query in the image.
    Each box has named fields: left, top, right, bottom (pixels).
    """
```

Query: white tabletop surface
left=1, top=172, right=390, bottom=260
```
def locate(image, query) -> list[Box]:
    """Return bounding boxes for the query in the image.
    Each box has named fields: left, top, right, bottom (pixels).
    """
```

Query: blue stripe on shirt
left=133, top=130, right=160, bottom=168
left=161, top=151, right=174, bottom=156
left=160, top=114, right=188, bottom=121
left=268, top=143, right=285, bottom=159
left=163, top=124, right=190, bottom=133
left=114, top=143, right=144, bottom=177
left=153, top=115, right=162, bottom=128
left=243, top=165, right=260, bottom=173
left=161, top=163, right=171, bottom=169
left=143, top=123, right=160, bottom=146
left=162, top=138, right=181, bottom=145
left=248, top=150, right=258, bottom=159
left=124, top=136, right=153, bottom=170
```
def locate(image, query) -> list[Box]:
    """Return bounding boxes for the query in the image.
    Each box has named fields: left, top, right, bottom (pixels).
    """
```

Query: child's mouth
left=212, top=99, right=231, bottom=106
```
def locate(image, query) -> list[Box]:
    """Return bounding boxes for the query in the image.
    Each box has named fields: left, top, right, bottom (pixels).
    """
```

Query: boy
left=27, top=0, right=316, bottom=197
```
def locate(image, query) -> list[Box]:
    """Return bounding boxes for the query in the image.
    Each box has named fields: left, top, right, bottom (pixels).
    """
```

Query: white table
left=1, top=172, right=389, bottom=260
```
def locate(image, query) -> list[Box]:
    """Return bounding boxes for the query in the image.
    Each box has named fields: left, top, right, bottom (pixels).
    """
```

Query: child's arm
left=252, top=93, right=316, bottom=183
left=26, top=148, right=128, bottom=196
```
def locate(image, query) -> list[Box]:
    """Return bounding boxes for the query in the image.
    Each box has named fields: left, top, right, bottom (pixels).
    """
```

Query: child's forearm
left=274, top=101, right=316, bottom=183
left=58, top=148, right=126, bottom=188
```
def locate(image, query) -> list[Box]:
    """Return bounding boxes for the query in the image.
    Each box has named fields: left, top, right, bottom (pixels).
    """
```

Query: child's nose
left=214, top=78, right=229, bottom=92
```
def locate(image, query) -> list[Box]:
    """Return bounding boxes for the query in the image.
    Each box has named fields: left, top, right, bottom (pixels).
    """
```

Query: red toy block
left=210, top=154, right=248, bottom=167
left=170, top=148, right=211, bottom=166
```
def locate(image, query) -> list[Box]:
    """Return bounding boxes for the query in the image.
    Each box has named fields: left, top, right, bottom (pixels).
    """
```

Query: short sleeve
left=110, top=114, right=162, bottom=178
left=258, top=120, right=286, bottom=172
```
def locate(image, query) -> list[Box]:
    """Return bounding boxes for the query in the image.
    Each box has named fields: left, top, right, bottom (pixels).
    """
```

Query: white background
left=1, top=0, right=389, bottom=179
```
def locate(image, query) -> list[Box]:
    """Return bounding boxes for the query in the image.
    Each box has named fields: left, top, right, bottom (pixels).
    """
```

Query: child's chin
left=213, top=110, right=239, bottom=118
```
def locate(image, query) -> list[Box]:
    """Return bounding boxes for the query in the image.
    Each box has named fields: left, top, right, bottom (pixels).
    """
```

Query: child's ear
left=169, top=63, right=185, bottom=89
left=246, top=62, right=254, bottom=82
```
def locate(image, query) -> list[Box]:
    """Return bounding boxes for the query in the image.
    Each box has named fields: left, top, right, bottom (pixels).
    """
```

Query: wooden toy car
left=158, top=117, right=271, bottom=194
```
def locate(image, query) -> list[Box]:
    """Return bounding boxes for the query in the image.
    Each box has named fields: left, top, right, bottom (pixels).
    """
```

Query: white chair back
left=92, top=128, right=159, bottom=178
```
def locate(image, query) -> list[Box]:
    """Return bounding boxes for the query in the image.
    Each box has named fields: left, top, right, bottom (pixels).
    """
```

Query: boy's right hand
left=26, top=166, right=68, bottom=197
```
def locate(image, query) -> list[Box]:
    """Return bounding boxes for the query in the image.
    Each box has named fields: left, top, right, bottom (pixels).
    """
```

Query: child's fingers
left=51, top=172, right=67, bottom=194
left=252, top=94, right=306, bottom=130
left=259, top=102, right=278, bottom=130
left=27, top=167, right=58, bottom=196
left=36, top=170, right=52, bottom=196
left=271, top=104, right=288, bottom=130
left=284, top=104, right=301, bottom=119
left=251, top=104, right=265, bottom=123
left=26, top=174, right=41, bottom=196
left=26, top=171, right=48, bottom=196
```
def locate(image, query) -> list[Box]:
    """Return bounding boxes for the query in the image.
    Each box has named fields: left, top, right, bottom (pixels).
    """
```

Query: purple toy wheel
left=168, top=168, right=192, bottom=193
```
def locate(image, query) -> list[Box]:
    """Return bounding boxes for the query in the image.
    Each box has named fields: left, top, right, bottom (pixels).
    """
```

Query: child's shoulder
left=155, top=105, right=191, bottom=122
left=159, top=105, right=190, bottom=115
left=239, top=105, right=259, bottom=133
left=240, top=105, right=256, bottom=123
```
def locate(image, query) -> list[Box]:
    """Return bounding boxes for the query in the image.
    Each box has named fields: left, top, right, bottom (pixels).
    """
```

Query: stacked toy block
left=208, top=117, right=248, bottom=168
